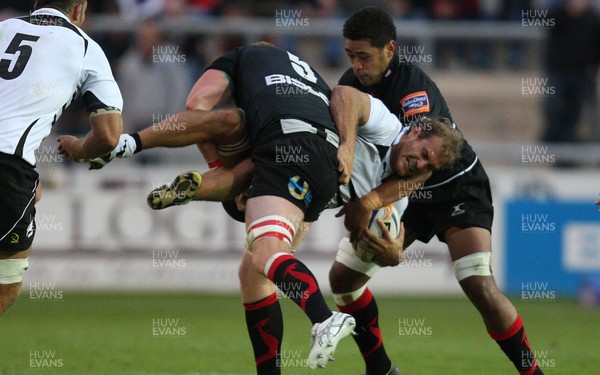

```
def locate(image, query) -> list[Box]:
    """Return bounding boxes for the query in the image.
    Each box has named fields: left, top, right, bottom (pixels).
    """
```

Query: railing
left=86, top=16, right=543, bottom=40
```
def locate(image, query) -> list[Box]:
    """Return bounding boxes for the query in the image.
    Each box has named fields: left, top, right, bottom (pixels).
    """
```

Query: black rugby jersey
left=208, top=45, right=337, bottom=145
left=339, top=56, right=477, bottom=188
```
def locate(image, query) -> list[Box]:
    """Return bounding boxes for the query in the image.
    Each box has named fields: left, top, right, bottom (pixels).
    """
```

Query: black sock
left=489, top=316, right=544, bottom=375
left=338, top=288, right=391, bottom=375
left=244, top=293, right=283, bottom=375
left=266, top=253, right=332, bottom=324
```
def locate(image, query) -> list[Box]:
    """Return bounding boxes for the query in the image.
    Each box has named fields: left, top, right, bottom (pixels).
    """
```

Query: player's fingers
left=361, top=229, right=383, bottom=247
left=337, top=158, right=345, bottom=172
left=376, top=219, right=394, bottom=240
left=338, top=171, right=349, bottom=185
left=357, top=236, right=372, bottom=253
left=359, top=232, right=382, bottom=254
left=398, top=222, right=405, bottom=242
left=335, top=206, right=346, bottom=218
left=337, top=161, right=350, bottom=185
left=349, top=228, right=365, bottom=244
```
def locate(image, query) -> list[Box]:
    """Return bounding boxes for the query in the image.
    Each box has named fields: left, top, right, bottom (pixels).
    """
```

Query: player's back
left=210, top=45, right=337, bottom=144
left=0, top=11, right=88, bottom=163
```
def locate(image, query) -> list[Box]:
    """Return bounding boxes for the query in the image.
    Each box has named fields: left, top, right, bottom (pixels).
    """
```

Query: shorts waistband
left=279, top=119, right=339, bottom=148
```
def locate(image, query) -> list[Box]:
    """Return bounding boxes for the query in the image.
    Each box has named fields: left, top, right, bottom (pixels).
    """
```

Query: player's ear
left=407, top=125, right=423, bottom=139
left=72, top=2, right=85, bottom=25
left=384, top=40, right=396, bottom=59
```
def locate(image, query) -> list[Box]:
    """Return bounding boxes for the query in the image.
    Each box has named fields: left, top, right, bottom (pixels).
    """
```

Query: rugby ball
left=355, top=204, right=401, bottom=263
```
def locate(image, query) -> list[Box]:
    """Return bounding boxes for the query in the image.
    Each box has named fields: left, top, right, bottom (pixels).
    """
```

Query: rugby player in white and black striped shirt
left=0, top=0, right=123, bottom=314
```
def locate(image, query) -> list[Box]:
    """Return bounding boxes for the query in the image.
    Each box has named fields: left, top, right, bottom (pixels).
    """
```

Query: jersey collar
left=378, top=54, right=398, bottom=86
left=367, top=55, right=398, bottom=96
left=31, top=8, right=72, bottom=23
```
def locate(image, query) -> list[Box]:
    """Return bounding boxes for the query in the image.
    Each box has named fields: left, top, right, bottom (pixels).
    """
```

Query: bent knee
left=329, top=262, right=369, bottom=293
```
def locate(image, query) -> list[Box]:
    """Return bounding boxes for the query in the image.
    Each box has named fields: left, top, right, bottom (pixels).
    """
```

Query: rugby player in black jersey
left=90, top=43, right=359, bottom=373
left=329, top=7, right=544, bottom=375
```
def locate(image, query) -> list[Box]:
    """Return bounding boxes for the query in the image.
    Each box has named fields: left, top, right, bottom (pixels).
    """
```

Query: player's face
left=345, top=39, right=395, bottom=87
left=391, top=129, right=446, bottom=177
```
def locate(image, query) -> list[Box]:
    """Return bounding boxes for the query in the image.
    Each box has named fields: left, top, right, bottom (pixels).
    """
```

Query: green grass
left=1, top=293, right=599, bottom=374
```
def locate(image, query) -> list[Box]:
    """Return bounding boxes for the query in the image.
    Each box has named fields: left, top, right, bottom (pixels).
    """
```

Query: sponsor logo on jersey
left=288, top=176, right=312, bottom=206
left=10, top=233, right=19, bottom=244
left=451, top=203, right=466, bottom=217
left=400, top=91, right=430, bottom=117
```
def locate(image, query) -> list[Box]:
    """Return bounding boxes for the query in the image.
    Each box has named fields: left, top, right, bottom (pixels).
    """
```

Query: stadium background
left=1, top=1, right=600, bottom=374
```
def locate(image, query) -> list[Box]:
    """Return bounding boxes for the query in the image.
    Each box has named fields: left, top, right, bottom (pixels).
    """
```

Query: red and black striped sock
left=266, top=253, right=332, bottom=324
left=488, top=315, right=544, bottom=375
left=244, top=293, right=283, bottom=375
left=337, top=288, right=391, bottom=375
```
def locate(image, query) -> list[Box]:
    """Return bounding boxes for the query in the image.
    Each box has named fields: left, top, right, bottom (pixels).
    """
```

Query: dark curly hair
left=343, top=6, right=396, bottom=48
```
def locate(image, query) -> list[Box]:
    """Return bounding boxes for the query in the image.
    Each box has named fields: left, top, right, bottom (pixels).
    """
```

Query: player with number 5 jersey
left=0, top=0, right=123, bottom=315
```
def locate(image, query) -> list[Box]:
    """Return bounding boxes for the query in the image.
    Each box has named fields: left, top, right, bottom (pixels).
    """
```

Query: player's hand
left=336, top=199, right=370, bottom=243
left=357, top=220, right=405, bottom=267
left=336, top=142, right=355, bottom=185
left=235, top=192, right=248, bottom=212
left=56, top=135, right=84, bottom=162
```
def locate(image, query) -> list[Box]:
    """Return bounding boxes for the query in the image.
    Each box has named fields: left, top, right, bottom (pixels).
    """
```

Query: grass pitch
left=0, top=292, right=598, bottom=374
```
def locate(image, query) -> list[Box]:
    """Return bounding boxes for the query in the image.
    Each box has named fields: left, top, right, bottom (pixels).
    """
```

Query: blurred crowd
left=1, top=1, right=584, bottom=20
left=1, top=0, right=599, bottom=160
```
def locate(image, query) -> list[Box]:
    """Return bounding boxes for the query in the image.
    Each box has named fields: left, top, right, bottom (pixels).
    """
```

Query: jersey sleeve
left=79, top=40, right=123, bottom=113
left=399, top=66, right=452, bottom=122
left=358, top=95, right=402, bottom=145
left=338, top=68, right=356, bottom=85
left=206, top=47, right=241, bottom=90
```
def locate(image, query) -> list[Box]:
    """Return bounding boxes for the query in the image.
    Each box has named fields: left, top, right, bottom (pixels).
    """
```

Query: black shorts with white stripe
left=402, top=159, right=494, bottom=244
left=0, top=152, right=38, bottom=252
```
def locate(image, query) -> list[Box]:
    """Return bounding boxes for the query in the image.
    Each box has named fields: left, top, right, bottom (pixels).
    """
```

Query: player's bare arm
left=137, top=107, right=245, bottom=149
left=57, top=112, right=122, bottom=161
left=330, top=85, right=371, bottom=184
left=186, top=69, right=235, bottom=167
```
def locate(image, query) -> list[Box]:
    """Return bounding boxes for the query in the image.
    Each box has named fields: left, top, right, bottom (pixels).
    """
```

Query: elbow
left=98, top=132, right=120, bottom=152
left=95, top=124, right=121, bottom=152
left=185, top=92, right=203, bottom=110
left=185, top=98, right=196, bottom=111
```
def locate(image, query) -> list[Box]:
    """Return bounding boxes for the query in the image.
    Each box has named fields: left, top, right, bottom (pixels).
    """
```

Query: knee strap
left=246, top=215, right=296, bottom=250
left=0, top=258, right=29, bottom=284
left=452, top=252, right=492, bottom=282
left=332, top=285, right=367, bottom=307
